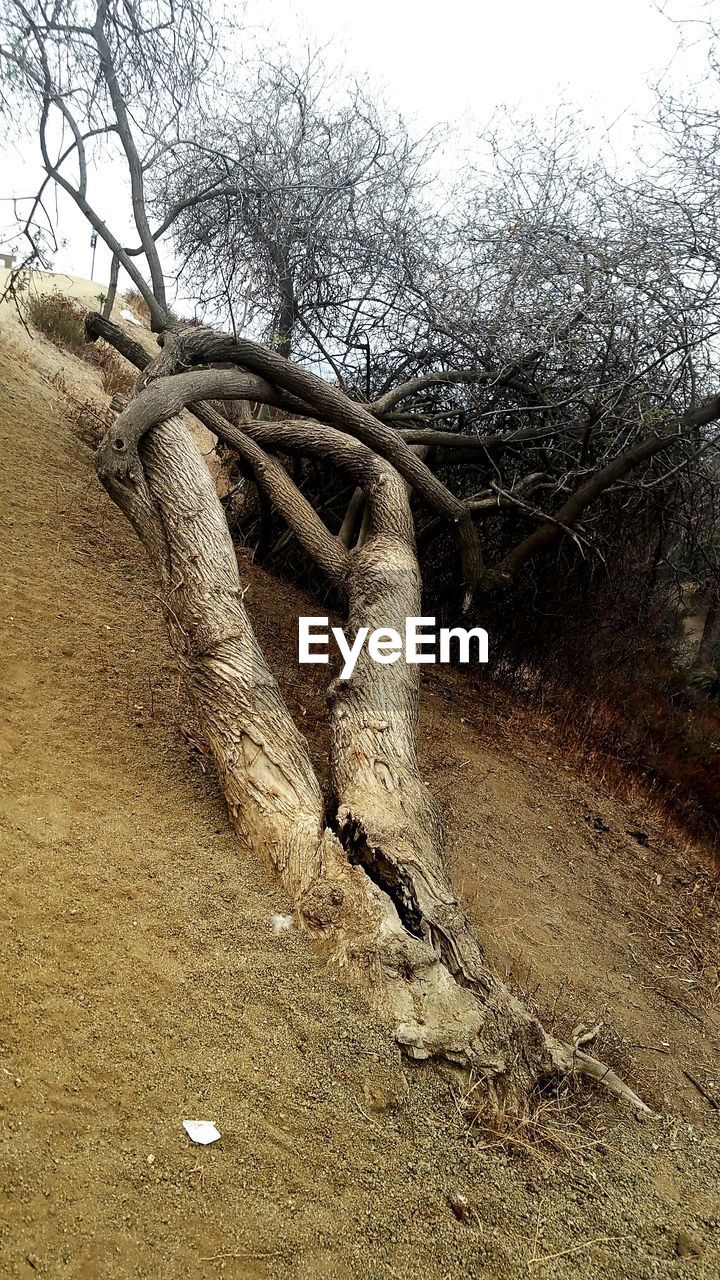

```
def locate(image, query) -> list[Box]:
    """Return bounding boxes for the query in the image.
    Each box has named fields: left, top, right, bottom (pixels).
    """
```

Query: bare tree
left=209, top=110, right=720, bottom=649
left=0, top=0, right=217, bottom=327
left=151, top=48, right=438, bottom=368
left=79, top=113, right=720, bottom=1103
left=86, top=311, right=657, bottom=1113
left=6, top=0, right=720, bottom=1109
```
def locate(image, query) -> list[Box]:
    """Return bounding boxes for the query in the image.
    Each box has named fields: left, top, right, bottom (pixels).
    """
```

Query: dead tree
left=0, top=0, right=218, bottom=328
left=8, top=0, right=720, bottom=1113
left=152, top=49, right=438, bottom=361
left=87, top=313, right=666, bottom=1116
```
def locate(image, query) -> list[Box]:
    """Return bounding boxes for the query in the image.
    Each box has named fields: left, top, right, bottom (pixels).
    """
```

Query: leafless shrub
left=26, top=291, right=87, bottom=352
left=61, top=391, right=114, bottom=450
left=458, top=1071, right=607, bottom=1160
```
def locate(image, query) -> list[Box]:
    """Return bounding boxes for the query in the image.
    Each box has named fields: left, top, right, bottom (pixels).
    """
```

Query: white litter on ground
left=271, top=913, right=294, bottom=933
left=120, top=308, right=142, bottom=326
left=182, top=1119, right=221, bottom=1145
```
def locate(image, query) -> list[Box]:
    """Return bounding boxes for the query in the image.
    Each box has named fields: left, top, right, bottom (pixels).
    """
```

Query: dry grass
left=635, top=859, right=720, bottom=1015
left=25, top=291, right=88, bottom=352
left=63, top=396, right=113, bottom=450
left=457, top=670, right=720, bottom=858
left=27, top=291, right=136, bottom=399
left=52, top=370, right=114, bottom=450
left=85, top=339, right=136, bottom=396
left=122, top=287, right=181, bottom=327
left=455, top=1072, right=607, bottom=1161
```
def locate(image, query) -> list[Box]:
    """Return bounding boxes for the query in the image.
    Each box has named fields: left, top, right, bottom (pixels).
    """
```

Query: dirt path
left=0, top=315, right=718, bottom=1279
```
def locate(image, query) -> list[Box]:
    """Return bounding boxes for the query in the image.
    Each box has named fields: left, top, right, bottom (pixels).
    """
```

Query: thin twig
left=353, top=1096, right=382, bottom=1127
left=531, top=1198, right=545, bottom=1263
left=628, top=1043, right=671, bottom=1054
left=200, top=1250, right=280, bottom=1263
left=683, top=1069, right=719, bottom=1110
left=528, top=1234, right=626, bottom=1266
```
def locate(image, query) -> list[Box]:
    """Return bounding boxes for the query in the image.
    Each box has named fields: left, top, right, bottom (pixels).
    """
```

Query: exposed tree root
left=321, top=807, right=654, bottom=1116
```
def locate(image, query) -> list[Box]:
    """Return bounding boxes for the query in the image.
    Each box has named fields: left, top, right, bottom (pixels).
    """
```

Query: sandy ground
left=0, top=294, right=718, bottom=1279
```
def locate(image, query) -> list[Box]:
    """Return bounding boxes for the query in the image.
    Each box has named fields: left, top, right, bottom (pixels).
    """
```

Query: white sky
left=278, top=0, right=680, bottom=127
left=0, top=0, right=708, bottom=296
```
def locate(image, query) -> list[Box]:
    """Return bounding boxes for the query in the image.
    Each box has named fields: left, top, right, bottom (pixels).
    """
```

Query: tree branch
left=97, top=369, right=349, bottom=585
left=148, top=326, right=484, bottom=605
left=478, top=398, right=720, bottom=590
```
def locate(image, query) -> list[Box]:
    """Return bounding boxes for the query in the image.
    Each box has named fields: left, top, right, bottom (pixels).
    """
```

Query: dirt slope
left=0, top=310, right=718, bottom=1280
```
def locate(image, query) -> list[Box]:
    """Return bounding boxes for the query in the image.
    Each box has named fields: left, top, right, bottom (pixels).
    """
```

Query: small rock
left=270, top=913, right=294, bottom=934
left=627, top=829, right=649, bottom=846
left=362, top=1068, right=407, bottom=1114
left=362, top=1082, right=398, bottom=1114
left=448, top=1191, right=475, bottom=1224
left=676, top=1229, right=701, bottom=1259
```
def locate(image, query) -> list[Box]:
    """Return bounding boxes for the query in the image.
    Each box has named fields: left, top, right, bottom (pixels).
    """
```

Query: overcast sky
left=0, top=0, right=708, bottom=295
left=276, top=0, right=682, bottom=127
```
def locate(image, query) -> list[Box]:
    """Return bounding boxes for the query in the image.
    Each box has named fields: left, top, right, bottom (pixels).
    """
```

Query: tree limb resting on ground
left=90, top=315, right=654, bottom=1117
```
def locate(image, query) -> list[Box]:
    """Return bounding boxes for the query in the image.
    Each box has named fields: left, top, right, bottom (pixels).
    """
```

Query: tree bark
left=101, top=254, right=120, bottom=320
left=149, top=326, right=484, bottom=606
left=93, top=2, right=168, bottom=324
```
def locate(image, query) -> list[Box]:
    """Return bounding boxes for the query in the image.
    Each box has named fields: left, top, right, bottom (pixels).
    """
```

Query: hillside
left=0, top=292, right=718, bottom=1280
